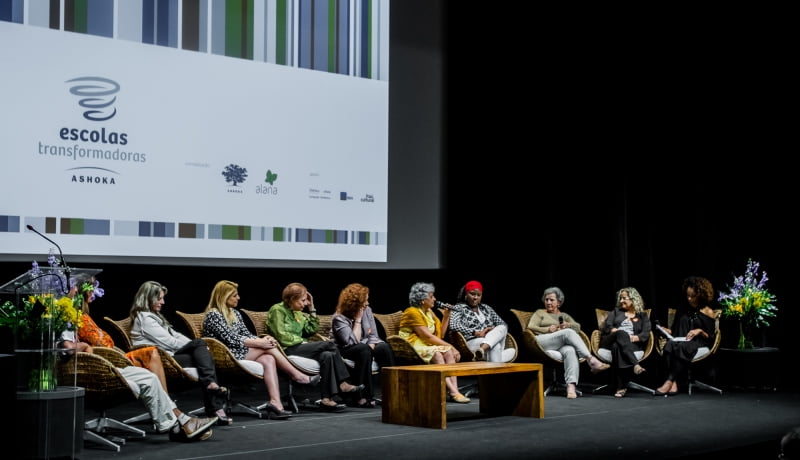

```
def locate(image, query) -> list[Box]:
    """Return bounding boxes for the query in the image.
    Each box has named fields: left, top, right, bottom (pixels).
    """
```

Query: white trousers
left=119, top=366, right=178, bottom=433
left=466, top=323, right=510, bottom=362
left=534, top=328, right=591, bottom=385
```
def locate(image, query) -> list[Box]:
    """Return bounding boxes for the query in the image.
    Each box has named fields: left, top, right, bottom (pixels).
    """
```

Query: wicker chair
left=589, top=309, right=655, bottom=395
left=238, top=309, right=370, bottom=410
left=56, top=351, right=146, bottom=452
left=509, top=308, right=593, bottom=396
left=172, top=310, right=269, bottom=416
left=373, top=310, right=426, bottom=365
left=656, top=308, right=723, bottom=395
left=102, top=315, right=202, bottom=417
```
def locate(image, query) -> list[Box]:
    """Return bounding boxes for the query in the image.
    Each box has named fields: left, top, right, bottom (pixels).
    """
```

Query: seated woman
left=69, top=272, right=167, bottom=390
left=448, top=280, right=513, bottom=362
left=267, top=282, right=363, bottom=411
left=599, top=287, right=650, bottom=398
left=129, top=280, right=232, bottom=425
left=655, top=276, right=717, bottom=396
left=59, top=329, right=217, bottom=441
left=528, top=286, right=610, bottom=399
left=202, top=280, right=321, bottom=419
left=330, top=282, right=396, bottom=408
left=399, top=282, right=468, bottom=403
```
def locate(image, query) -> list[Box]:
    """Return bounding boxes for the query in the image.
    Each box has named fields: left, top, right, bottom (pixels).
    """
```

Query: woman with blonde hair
left=202, top=280, right=321, bottom=419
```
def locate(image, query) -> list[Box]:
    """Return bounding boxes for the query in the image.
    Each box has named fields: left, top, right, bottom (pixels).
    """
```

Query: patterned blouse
left=448, top=303, right=507, bottom=341
left=202, top=308, right=254, bottom=360
left=77, top=313, right=158, bottom=368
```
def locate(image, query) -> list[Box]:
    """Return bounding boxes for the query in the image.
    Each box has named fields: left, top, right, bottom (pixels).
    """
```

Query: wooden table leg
left=382, top=368, right=448, bottom=429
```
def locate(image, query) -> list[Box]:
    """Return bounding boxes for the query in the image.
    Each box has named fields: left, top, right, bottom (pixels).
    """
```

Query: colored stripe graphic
left=225, top=0, right=253, bottom=59
left=294, top=228, right=348, bottom=243
left=135, top=221, right=175, bottom=237
left=61, top=217, right=111, bottom=235
left=178, top=223, right=205, bottom=238
left=208, top=224, right=252, bottom=240
left=0, top=215, right=21, bottom=232
left=1, top=0, right=388, bottom=80
left=64, top=0, right=113, bottom=38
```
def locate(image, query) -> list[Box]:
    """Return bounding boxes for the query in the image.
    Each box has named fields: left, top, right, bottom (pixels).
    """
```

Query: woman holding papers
left=599, top=287, right=651, bottom=398
left=655, top=276, right=717, bottom=396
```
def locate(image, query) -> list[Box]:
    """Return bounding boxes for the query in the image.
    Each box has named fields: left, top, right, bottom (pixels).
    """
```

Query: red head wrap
left=465, top=281, right=483, bottom=293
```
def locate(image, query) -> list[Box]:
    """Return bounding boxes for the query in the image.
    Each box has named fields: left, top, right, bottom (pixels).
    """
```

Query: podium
left=0, top=266, right=101, bottom=459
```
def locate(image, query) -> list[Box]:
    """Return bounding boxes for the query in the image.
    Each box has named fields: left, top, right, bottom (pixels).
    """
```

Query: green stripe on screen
left=61, top=218, right=84, bottom=235
left=225, top=0, right=254, bottom=59
left=73, top=0, right=87, bottom=34
left=221, top=225, right=251, bottom=240
left=273, top=227, right=285, bottom=241
left=276, top=0, right=287, bottom=65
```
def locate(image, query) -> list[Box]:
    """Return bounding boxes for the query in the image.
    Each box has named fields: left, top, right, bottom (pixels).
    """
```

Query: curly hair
left=616, top=286, right=645, bottom=313
left=336, top=283, right=369, bottom=318
left=409, top=282, right=435, bottom=307
left=682, top=276, right=714, bottom=305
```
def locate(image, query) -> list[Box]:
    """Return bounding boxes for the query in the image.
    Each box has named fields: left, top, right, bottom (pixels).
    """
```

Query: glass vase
left=15, top=328, right=58, bottom=392
left=737, top=321, right=754, bottom=351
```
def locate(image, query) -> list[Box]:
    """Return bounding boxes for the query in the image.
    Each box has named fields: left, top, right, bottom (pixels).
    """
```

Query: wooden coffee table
left=381, top=362, right=543, bottom=429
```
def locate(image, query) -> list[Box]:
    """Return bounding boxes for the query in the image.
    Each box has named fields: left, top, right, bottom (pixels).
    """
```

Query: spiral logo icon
left=66, top=76, right=120, bottom=121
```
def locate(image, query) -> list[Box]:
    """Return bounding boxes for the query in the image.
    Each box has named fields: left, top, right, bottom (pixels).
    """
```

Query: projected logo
left=222, top=164, right=247, bottom=194
left=66, top=77, right=120, bottom=122
left=256, top=169, right=278, bottom=196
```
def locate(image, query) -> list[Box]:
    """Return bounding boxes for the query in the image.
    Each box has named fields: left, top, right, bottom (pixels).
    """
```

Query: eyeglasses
left=619, top=297, right=631, bottom=301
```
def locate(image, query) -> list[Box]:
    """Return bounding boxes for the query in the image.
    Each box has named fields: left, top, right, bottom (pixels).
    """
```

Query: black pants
left=340, top=342, right=396, bottom=399
left=286, top=341, right=350, bottom=399
left=173, top=338, right=225, bottom=412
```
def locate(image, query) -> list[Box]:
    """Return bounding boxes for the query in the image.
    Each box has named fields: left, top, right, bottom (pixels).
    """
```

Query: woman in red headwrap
left=448, top=281, right=514, bottom=362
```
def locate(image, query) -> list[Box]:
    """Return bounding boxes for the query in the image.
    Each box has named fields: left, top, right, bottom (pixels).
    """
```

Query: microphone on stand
left=26, top=225, right=71, bottom=292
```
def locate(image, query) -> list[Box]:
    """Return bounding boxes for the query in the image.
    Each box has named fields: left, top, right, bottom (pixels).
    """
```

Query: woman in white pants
left=448, top=280, right=514, bottom=362
left=527, top=286, right=610, bottom=398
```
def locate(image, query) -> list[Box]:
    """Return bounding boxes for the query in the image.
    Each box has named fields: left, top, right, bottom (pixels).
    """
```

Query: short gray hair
left=542, top=286, right=565, bottom=305
left=409, top=282, right=435, bottom=306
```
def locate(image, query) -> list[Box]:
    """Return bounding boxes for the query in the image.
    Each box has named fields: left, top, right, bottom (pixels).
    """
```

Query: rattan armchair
left=56, top=351, right=146, bottom=452
left=373, top=310, right=426, bottom=365
left=656, top=308, right=723, bottom=395
left=510, top=308, right=592, bottom=396
left=173, top=310, right=268, bottom=416
left=103, top=315, right=202, bottom=406
left=590, top=309, right=655, bottom=395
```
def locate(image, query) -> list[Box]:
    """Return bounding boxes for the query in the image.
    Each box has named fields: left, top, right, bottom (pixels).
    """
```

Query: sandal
left=448, top=393, right=470, bottom=404
left=614, top=388, right=627, bottom=398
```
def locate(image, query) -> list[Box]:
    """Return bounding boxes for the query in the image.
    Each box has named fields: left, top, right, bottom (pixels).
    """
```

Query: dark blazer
left=600, top=308, right=651, bottom=345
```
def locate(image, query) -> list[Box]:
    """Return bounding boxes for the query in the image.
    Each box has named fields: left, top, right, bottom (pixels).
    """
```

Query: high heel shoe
left=264, top=402, right=292, bottom=420
left=308, top=375, right=321, bottom=386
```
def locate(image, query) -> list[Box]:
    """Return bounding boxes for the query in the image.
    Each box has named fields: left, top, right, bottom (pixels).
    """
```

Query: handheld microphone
left=26, top=224, right=71, bottom=292
left=558, top=316, right=564, bottom=324
left=434, top=300, right=454, bottom=310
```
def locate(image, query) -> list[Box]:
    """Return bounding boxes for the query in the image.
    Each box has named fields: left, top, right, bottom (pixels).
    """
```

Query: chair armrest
left=386, top=336, right=425, bottom=364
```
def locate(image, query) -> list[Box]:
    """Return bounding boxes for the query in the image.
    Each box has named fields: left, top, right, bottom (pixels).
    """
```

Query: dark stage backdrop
left=1, top=4, right=796, bottom=390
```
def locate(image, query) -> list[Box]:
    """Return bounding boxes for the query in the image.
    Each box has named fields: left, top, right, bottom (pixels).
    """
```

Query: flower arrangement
left=0, top=254, right=84, bottom=391
left=718, top=259, right=777, bottom=349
